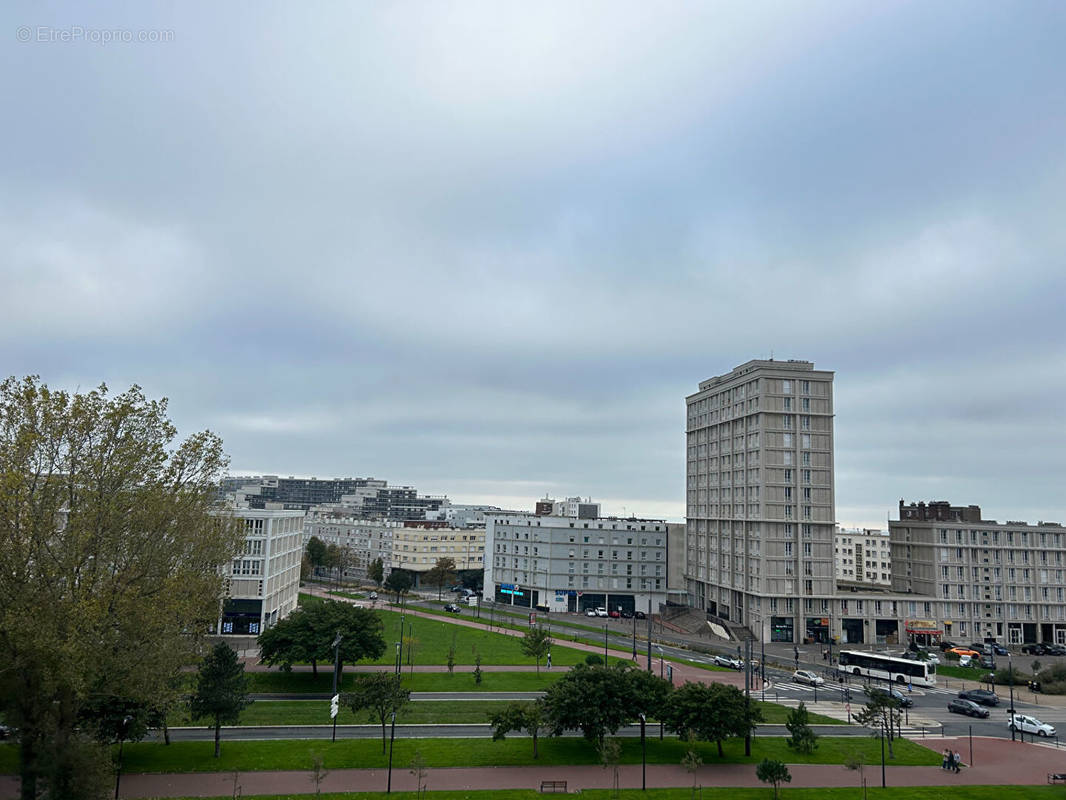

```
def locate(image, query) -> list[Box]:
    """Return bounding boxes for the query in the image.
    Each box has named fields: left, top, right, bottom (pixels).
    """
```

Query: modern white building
left=835, top=527, right=892, bottom=586
left=486, top=512, right=669, bottom=613
left=219, top=508, right=304, bottom=635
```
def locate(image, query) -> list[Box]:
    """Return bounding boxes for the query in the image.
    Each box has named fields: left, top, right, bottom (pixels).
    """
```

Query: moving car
left=948, top=698, right=990, bottom=718
left=368, top=591, right=378, bottom=600
left=1008, top=714, right=1057, bottom=737
left=444, top=603, right=462, bottom=613
left=792, top=669, right=825, bottom=686
left=714, top=655, right=743, bottom=670
left=863, top=686, right=913, bottom=708
left=0, top=724, right=12, bottom=740
left=957, top=688, right=999, bottom=706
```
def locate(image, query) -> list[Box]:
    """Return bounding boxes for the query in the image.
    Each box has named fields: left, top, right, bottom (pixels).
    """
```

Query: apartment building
left=890, top=500, right=1066, bottom=646
left=218, top=508, right=304, bottom=635
left=224, top=474, right=447, bottom=519
left=302, top=512, right=398, bottom=575
left=684, top=359, right=836, bottom=643
left=835, top=527, right=892, bottom=586
left=486, top=512, right=669, bottom=614
left=391, top=521, right=485, bottom=587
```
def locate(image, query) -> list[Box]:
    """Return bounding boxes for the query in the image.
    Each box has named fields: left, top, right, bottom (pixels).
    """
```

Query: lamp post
left=646, top=598, right=653, bottom=672
left=114, top=714, right=133, bottom=800
left=880, top=714, right=887, bottom=788
left=1008, top=652, right=1016, bottom=741
left=331, top=631, right=343, bottom=743
left=632, top=612, right=638, bottom=659
left=656, top=646, right=665, bottom=740
left=604, top=624, right=609, bottom=663
left=386, top=709, right=397, bottom=793
left=639, top=712, right=647, bottom=790
left=394, top=640, right=401, bottom=675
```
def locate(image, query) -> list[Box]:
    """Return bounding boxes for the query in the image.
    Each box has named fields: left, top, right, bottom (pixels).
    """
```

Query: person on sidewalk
left=942, top=749, right=951, bottom=770
left=953, top=751, right=962, bottom=773
left=546, top=651, right=552, bottom=670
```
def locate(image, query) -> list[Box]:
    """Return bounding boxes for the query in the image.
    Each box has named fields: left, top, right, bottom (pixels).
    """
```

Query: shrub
left=585, top=654, right=604, bottom=666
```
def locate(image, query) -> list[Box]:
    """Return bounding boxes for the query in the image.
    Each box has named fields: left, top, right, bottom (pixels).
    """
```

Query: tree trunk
left=311, top=658, right=318, bottom=677
left=533, top=731, right=539, bottom=759
left=717, top=739, right=724, bottom=757
left=163, top=719, right=171, bottom=745
left=381, top=716, right=388, bottom=754
left=214, top=719, right=221, bottom=758
left=19, top=732, right=36, bottom=800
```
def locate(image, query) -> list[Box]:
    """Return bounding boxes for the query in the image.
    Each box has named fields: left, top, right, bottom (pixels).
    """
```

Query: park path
left=1, top=736, right=1061, bottom=798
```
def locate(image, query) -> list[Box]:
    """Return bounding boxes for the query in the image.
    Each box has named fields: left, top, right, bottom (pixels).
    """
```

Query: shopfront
left=771, top=616, right=795, bottom=643
left=905, top=618, right=942, bottom=648
left=805, top=616, right=830, bottom=644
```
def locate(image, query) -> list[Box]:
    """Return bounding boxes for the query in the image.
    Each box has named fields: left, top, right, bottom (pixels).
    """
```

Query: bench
left=1048, top=774, right=1066, bottom=784
left=540, top=780, right=568, bottom=793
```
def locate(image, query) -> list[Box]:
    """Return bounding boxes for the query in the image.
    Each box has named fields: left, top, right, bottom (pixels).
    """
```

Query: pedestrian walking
left=546, top=651, right=552, bottom=670
left=953, top=751, right=962, bottom=773
left=942, top=749, right=951, bottom=770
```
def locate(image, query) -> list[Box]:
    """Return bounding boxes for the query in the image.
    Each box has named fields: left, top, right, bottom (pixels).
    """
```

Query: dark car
left=958, top=688, right=999, bottom=706
left=619, top=610, right=634, bottom=619
left=938, top=640, right=958, bottom=652
left=1021, top=643, right=1046, bottom=655
left=864, top=686, right=913, bottom=708
left=948, top=698, right=990, bottom=718
left=634, top=611, right=647, bottom=620
left=979, top=655, right=996, bottom=669
left=0, top=724, right=11, bottom=740
left=1043, top=644, right=1066, bottom=656
left=443, top=603, right=462, bottom=613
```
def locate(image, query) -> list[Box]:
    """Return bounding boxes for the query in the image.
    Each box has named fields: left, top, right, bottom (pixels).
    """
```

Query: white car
left=585, top=608, right=598, bottom=617
left=793, top=669, right=825, bottom=687
left=958, top=655, right=973, bottom=667
left=919, top=652, right=940, bottom=665
left=1008, top=714, right=1056, bottom=737
left=714, top=655, right=743, bottom=670
left=594, top=607, right=608, bottom=617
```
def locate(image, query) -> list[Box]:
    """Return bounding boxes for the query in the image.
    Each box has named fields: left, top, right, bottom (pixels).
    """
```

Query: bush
left=991, top=667, right=1029, bottom=685
left=585, top=654, right=604, bottom=666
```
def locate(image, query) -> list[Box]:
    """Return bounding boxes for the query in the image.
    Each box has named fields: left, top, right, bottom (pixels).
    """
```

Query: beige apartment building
left=685, top=359, right=836, bottom=643
left=891, top=500, right=1066, bottom=646
left=835, top=527, right=892, bottom=586
left=392, top=520, right=485, bottom=587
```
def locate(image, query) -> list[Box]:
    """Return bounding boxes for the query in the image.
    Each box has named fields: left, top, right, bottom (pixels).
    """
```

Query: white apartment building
left=891, top=500, right=1066, bottom=646
left=486, top=513, right=669, bottom=614
left=835, top=527, right=892, bottom=586
left=219, top=508, right=304, bottom=635
left=303, top=512, right=398, bottom=575
left=684, top=359, right=836, bottom=644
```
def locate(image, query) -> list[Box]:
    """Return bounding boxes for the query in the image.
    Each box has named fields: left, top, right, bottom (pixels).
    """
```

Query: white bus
left=837, top=650, right=936, bottom=688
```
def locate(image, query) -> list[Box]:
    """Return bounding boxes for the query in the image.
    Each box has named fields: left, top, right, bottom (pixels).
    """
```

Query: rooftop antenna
left=769, top=349, right=774, bottom=361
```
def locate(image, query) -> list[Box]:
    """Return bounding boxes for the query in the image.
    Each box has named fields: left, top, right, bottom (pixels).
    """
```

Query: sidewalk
left=1, top=736, right=1058, bottom=798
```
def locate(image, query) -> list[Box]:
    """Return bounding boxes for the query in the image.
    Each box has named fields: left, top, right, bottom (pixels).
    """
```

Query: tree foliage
left=0, top=377, right=244, bottom=799
left=756, top=759, right=791, bottom=799
left=489, top=701, right=545, bottom=757
left=541, top=662, right=672, bottom=745
left=258, top=597, right=386, bottom=676
left=368, top=557, right=385, bottom=587
left=662, top=681, right=762, bottom=757
left=853, top=689, right=900, bottom=758
left=189, top=642, right=252, bottom=758
left=306, top=536, right=328, bottom=568
left=384, top=569, right=413, bottom=601
left=521, top=627, right=552, bottom=673
left=424, top=556, right=457, bottom=600
left=785, top=701, right=818, bottom=754
left=342, top=672, right=410, bottom=753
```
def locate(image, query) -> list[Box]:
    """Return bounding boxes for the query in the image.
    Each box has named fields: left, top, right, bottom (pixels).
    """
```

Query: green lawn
left=0, top=736, right=937, bottom=775
left=154, top=789, right=1066, bottom=800
left=754, top=701, right=843, bottom=725
left=178, top=699, right=514, bottom=726
left=247, top=668, right=565, bottom=694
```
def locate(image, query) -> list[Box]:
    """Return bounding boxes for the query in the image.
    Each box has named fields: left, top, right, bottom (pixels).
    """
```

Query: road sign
left=330, top=694, right=340, bottom=719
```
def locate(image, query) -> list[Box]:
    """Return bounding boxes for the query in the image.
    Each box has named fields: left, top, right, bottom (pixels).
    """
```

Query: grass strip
left=247, top=669, right=564, bottom=694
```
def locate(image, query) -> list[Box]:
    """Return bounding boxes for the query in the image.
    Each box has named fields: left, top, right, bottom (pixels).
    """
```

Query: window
left=782, top=380, right=792, bottom=394
left=784, top=397, right=792, bottom=411
left=800, top=380, right=810, bottom=394
left=784, top=468, right=792, bottom=482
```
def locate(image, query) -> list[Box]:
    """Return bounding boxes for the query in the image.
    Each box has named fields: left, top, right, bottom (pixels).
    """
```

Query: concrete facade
left=684, top=359, right=836, bottom=643
left=835, top=527, right=892, bottom=586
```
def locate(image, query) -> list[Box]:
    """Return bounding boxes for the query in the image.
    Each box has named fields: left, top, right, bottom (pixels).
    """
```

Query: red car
left=608, top=610, right=621, bottom=618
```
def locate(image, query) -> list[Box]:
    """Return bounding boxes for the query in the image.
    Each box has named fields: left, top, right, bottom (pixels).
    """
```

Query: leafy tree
left=306, top=536, right=328, bottom=569
left=541, top=662, right=671, bottom=746
left=189, top=642, right=252, bottom=758
left=301, top=553, right=313, bottom=582
left=756, top=759, right=791, bottom=800
left=0, top=377, right=244, bottom=800
left=854, top=689, right=900, bottom=759
left=489, top=701, right=545, bottom=757
left=785, top=701, right=818, bottom=753
left=342, top=672, right=410, bottom=753
left=521, top=627, right=552, bottom=673
left=599, top=736, right=622, bottom=798
left=662, top=681, right=762, bottom=757
left=681, top=732, right=703, bottom=800
left=585, top=654, right=604, bottom=666
left=425, top=556, right=458, bottom=600
left=258, top=597, right=386, bottom=677
left=384, top=569, right=414, bottom=602
left=368, top=557, right=385, bottom=587
left=473, top=651, right=483, bottom=685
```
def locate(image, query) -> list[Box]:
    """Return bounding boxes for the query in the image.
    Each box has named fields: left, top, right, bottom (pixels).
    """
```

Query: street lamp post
left=1008, top=652, right=1016, bottom=741
left=880, top=715, right=887, bottom=788
left=331, top=631, right=343, bottom=743
left=639, top=712, right=647, bottom=790
left=114, top=714, right=133, bottom=800
left=657, top=646, right=665, bottom=740
left=386, top=709, right=397, bottom=793
left=604, top=624, right=609, bottom=663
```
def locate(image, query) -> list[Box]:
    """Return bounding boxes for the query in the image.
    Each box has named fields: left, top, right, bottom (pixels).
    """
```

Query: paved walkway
left=2, top=736, right=1062, bottom=798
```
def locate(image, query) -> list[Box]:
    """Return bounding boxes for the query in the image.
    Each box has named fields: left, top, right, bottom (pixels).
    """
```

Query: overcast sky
left=3, top=2, right=1065, bottom=527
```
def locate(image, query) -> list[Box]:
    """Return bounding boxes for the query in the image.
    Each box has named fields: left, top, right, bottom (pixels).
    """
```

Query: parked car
left=1043, top=644, right=1066, bottom=656
left=979, top=655, right=996, bottom=669
left=0, top=724, right=12, bottom=740
left=948, top=647, right=981, bottom=658
left=938, top=640, right=958, bottom=651
left=585, top=608, right=598, bottom=617
left=917, top=651, right=940, bottom=665
left=714, top=655, right=743, bottom=670
left=1021, top=643, right=1047, bottom=655
left=619, top=610, right=634, bottom=619
left=1008, top=714, right=1057, bottom=737
left=958, top=688, right=999, bottom=706
left=634, top=611, right=647, bottom=620
left=958, top=655, right=973, bottom=667
left=969, top=642, right=994, bottom=655
left=368, top=591, right=378, bottom=600
left=793, top=669, right=825, bottom=686
left=594, top=607, right=608, bottom=617
left=864, top=686, right=914, bottom=708
left=608, top=610, right=621, bottom=618
left=444, top=603, right=462, bottom=613
left=948, top=698, right=990, bottom=718
left=990, top=643, right=1009, bottom=656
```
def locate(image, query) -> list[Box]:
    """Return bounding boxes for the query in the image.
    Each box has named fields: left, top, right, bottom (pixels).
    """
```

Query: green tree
left=854, top=689, right=900, bottom=759
left=489, top=701, right=545, bottom=757
left=681, top=732, right=703, bottom=800
left=342, top=672, right=410, bottom=753
left=384, top=569, right=414, bottom=602
left=189, top=642, right=252, bottom=758
left=306, top=536, right=328, bottom=570
left=541, top=662, right=671, bottom=746
left=662, top=681, right=762, bottom=757
left=258, top=597, right=386, bottom=677
left=368, top=557, right=385, bottom=587
left=521, top=627, right=552, bottom=673
left=599, top=736, right=622, bottom=798
left=785, top=701, right=818, bottom=753
left=756, top=759, right=791, bottom=800
left=0, top=377, right=243, bottom=800
left=425, top=556, right=457, bottom=600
